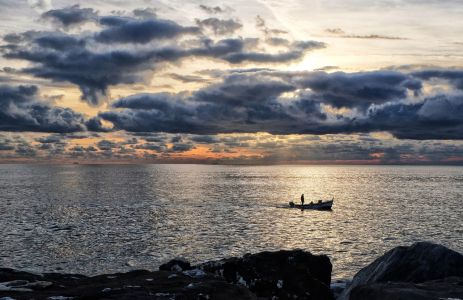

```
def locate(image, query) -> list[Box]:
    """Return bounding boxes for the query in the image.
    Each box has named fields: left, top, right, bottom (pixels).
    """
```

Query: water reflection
left=0, top=164, right=462, bottom=280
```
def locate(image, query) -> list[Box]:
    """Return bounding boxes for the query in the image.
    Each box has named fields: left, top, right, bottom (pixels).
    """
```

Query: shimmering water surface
left=1, top=164, right=462, bottom=280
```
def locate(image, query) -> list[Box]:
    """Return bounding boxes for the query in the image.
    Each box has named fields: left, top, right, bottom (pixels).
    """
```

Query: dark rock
left=340, top=242, right=463, bottom=300
left=0, top=268, right=257, bottom=300
left=350, top=276, right=463, bottom=300
left=159, top=258, right=192, bottom=272
left=198, top=249, right=334, bottom=300
left=0, top=250, right=334, bottom=299
left=330, top=280, right=350, bottom=299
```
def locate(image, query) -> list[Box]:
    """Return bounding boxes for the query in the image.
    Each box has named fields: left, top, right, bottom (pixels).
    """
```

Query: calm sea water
left=0, top=164, right=462, bottom=280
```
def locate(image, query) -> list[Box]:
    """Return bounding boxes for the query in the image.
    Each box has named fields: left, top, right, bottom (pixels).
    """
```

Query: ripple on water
left=0, top=164, right=462, bottom=280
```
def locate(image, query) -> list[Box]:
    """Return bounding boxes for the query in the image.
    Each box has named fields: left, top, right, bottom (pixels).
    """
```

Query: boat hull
left=289, top=200, right=333, bottom=210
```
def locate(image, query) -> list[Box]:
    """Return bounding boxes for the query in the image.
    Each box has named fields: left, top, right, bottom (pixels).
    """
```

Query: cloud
left=359, top=94, right=463, bottom=139
left=314, top=66, right=339, bottom=72
left=36, top=134, right=64, bottom=144
left=3, top=9, right=324, bottom=106
left=325, top=28, right=407, bottom=40
left=342, top=34, right=407, bottom=40
left=42, top=5, right=98, bottom=29
left=3, top=32, right=185, bottom=105
left=412, top=69, right=463, bottom=90
left=199, top=5, right=230, bottom=14
left=189, top=38, right=325, bottom=64
left=325, top=28, right=345, bottom=35
left=28, top=0, right=51, bottom=11
left=1, top=66, right=456, bottom=141
left=255, top=15, right=288, bottom=36
left=97, top=139, right=117, bottom=150
left=0, top=136, right=14, bottom=150
left=298, top=70, right=422, bottom=110
left=15, top=142, right=37, bottom=156
left=132, top=8, right=157, bottom=19
left=0, top=84, right=92, bottom=133
left=95, top=17, right=200, bottom=44
left=190, top=135, right=219, bottom=143
left=99, top=74, right=327, bottom=134
left=196, top=18, right=242, bottom=35
left=170, top=142, right=195, bottom=152
left=97, top=69, right=463, bottom=140
left=169, top=73, right=209, bottom=83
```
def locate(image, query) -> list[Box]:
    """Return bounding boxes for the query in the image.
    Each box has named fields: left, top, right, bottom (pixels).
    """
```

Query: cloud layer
left=1, top=3, right=463, bottom=163
left=98, top=70, right=463, bottom=139
left=0, top=84, right=94, bottom=133
left=2, top=6, right=324, bottom=106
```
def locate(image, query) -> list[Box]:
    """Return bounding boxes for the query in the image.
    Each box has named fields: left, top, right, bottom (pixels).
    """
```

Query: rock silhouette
left=339, top=242, right=463, bottom=300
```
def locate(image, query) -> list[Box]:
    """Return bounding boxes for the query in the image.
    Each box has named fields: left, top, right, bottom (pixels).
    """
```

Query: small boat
left=289, top=199, right=333, bottom=210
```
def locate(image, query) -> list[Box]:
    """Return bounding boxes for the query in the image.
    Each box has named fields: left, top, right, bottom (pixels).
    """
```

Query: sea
left=0, top=164, right=462, bottom=280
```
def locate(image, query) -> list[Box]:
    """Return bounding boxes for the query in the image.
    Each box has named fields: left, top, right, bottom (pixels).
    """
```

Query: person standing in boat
left=301, top=194, right=305, bottom=206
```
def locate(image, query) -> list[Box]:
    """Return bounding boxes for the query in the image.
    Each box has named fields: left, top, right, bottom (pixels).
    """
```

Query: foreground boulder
left=0, top=249, right=333, bottom=300
left=340, top=242, right=463, bottom=300
left=350, top=276, right=463, bottom=300
left=0, top=268, right=257, bottom=299
left=197, top=249, right=334, bottom=300
left=159, top=258, right=192, bottom=272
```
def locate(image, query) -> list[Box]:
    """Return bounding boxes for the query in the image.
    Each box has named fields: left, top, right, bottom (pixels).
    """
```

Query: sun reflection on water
left=0, top=164, right=462, bottom=280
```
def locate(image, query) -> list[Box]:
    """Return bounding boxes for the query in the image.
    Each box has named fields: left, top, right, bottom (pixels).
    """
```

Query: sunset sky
left=1, top=0, right=463, bottom=163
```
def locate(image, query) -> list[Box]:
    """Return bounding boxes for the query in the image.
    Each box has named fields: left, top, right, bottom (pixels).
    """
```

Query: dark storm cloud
left=102, top=93, right=201, bottom=133
left=196, top=18, right=242, bottom=35
left=412, top=69, right=463, bottom=90
left=41, top=5, right=98, bottom=28
left=97, top=69, right=463, bottom=140
left=189, top=38, right=325, bottom=64
left=99, top=74, right=327, bottom=134
left=0, top=85, right=89, bottom=133
left=3, top=33, right=188, bottom=105
left=85, top=116, right=110, bottom=132
left=359, top=94, right=463, bottom=139
left=298, top=70, right=422, bottom=110
left=95, top=17, right=200, bottom=44
left=2, top=10, right=324, bottom=106
left=192, top=74, right=295, bottom=105
left=3, top=33, right=23, bottom=44
left=132, top=8, right=157, bottom=19
left=34, top=32, right=86, bottom=50
left=3, top=5, right=463, bottom=143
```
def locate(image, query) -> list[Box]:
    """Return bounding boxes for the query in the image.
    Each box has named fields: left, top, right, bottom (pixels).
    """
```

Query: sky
left=0, top=0, right=463, bottom=164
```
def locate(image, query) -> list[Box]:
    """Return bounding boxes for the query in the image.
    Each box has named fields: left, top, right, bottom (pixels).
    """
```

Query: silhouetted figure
left=301, top=194, right=305, bottom=206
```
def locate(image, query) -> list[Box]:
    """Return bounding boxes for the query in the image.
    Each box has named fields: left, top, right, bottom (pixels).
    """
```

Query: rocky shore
left=0, top=242, right=462, bottom=300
